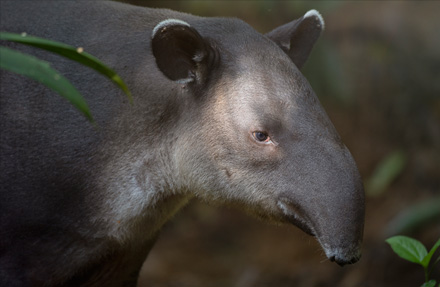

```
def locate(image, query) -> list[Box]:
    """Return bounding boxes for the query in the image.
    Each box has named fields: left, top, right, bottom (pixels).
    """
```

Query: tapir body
left=0, top=1, right=365, bottom=286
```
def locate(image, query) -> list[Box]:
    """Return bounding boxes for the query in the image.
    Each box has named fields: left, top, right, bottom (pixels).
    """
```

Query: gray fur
left=0, top=1, right=364, bottom=286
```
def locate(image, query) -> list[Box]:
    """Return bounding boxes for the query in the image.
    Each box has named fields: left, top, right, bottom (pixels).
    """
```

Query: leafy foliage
left=366, top=150, right=407, bottom=197
left=0, top=32, right=132, bottom=121
left=386, top=197, right=440, bottom=235
left=387, top=236, right=440, bottom=286
left=1, top=46, right=92, bottom=121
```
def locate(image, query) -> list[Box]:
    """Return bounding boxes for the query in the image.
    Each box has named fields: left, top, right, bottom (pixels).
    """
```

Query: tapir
left=0, top=1, right=365, bottom=286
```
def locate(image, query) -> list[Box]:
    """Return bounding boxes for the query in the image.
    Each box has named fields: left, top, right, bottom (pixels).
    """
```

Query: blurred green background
left=118, top=1, right=440, bottom=286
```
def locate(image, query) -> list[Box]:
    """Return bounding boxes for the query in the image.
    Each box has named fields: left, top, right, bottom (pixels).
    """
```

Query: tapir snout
left=276, top=139, right=365, bottom=266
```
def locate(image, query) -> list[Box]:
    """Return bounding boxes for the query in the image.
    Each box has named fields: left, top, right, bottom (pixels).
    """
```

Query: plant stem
left=425, top=266, right=429, bottom=283
left=428, top=256, right=440, bottom=280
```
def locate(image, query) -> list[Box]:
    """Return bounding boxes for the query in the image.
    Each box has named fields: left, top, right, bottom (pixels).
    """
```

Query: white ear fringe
left=152, top=19, right=191, bottom=38
left=304, top=9, right=325, bottom=30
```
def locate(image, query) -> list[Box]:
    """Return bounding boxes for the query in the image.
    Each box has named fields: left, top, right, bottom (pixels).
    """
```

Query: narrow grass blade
left=0, top=32, right=132, bottom=101
left=385, top=197, right=440, bottom=235
left=366, top=150, right=407, bottom=197
left=0, top=47, right=93, bottom=121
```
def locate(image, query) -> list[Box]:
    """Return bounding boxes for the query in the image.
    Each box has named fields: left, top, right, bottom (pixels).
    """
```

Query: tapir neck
left=92, top=182, right=191, bottom=244
left=85, top=121, right=193, bottom=244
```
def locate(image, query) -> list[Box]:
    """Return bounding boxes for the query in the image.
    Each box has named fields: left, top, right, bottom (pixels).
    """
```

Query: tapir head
left=151, top=10, right=365, bottom=266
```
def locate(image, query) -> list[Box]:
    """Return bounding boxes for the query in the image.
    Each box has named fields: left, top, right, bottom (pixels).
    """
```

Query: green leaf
left=422, top=238, right=440, bottom=268
left=385, top=196, right=440, bottom=235
left=421, top=280, right=436, bottom=287
left=434, top=255, right=440, bottom=266
left=0, top=32, right=132, bottom=101
left=0, top=46, right=93, bottom=121
left=366, top=150, right=407, bottom=196
left=386, top=235, right=427, bottom=265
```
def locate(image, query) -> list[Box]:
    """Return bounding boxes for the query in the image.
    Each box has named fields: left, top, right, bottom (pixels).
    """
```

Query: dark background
left=118, top=1, right=440, bottom=286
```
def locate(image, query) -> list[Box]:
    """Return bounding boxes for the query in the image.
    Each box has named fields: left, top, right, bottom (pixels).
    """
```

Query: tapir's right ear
left=266, top=10, right=324, bottom=69
left=152, top=19, right=214, bottom=84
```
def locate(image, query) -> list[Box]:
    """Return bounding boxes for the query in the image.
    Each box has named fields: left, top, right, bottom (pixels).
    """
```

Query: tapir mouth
left=277, top=199, right=316, bottom=236
left=277, top=198, right=362, bottom=266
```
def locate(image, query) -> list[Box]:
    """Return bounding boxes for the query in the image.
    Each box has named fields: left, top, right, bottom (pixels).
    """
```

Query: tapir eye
left=252, top=131, right=271, bottom=143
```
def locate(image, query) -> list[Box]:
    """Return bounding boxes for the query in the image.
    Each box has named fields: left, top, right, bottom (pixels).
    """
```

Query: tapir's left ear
left=152, top=19, right=214, bottom=84
left=266, top=10, right=324, bottom=69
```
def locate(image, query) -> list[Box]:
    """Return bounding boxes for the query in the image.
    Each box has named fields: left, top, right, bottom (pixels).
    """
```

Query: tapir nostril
left=336, top=259, right=348, bottom=267
left=329, top=255, right=336, bottom=262
left=324, top=245, right=362, bottom=267
left=328, top=254, right=360, bottom=267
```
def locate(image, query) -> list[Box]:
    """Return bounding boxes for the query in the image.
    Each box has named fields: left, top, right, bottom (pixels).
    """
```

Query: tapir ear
left=152, top=19, right=213, bottom=84
left=266, top=10, right=324, bottom=69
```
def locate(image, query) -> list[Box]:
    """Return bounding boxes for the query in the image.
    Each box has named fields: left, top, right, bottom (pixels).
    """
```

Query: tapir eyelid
left=252, top=131, right=276, bottom=145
